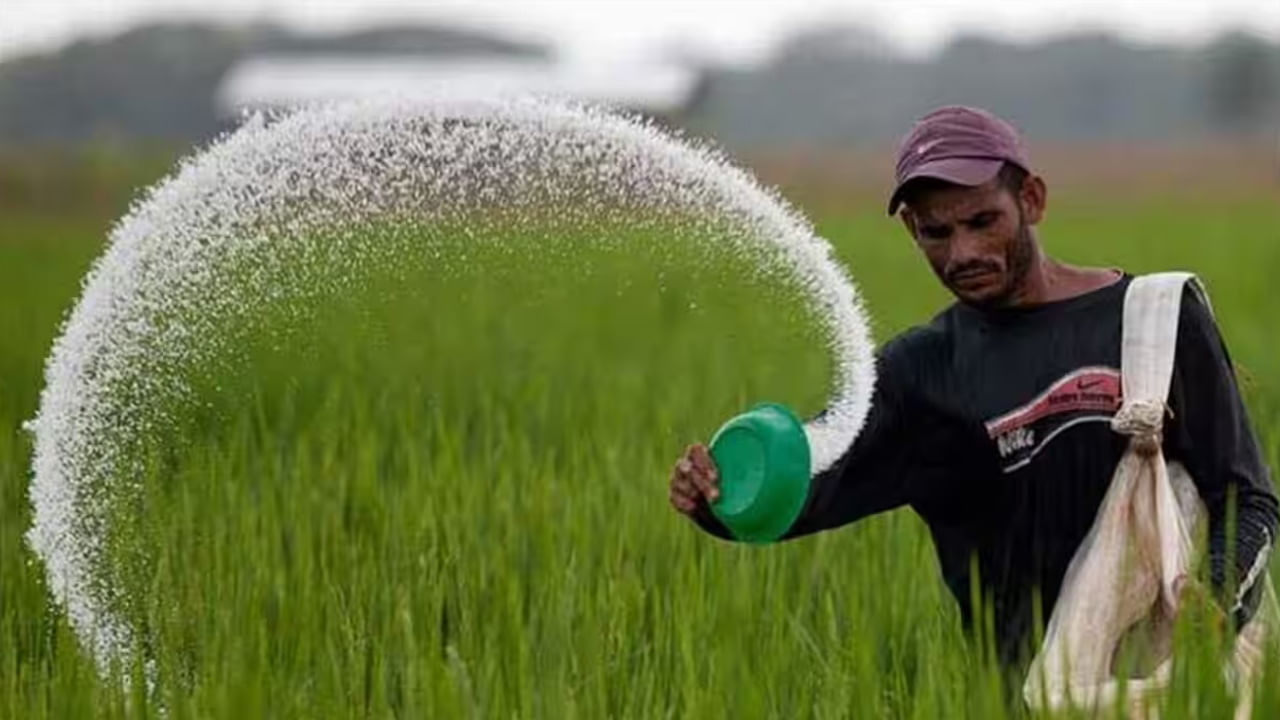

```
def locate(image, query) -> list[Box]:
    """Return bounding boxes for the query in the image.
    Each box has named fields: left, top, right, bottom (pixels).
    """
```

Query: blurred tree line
left=0, top=23, right=546, bottom=145
left=0, top=21, right=1276, bottom=151
left=684, top=24, right=1279, bottom=146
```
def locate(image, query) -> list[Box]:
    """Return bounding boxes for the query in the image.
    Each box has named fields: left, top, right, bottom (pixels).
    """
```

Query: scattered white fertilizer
left=25, top=97, right=875, bottom=670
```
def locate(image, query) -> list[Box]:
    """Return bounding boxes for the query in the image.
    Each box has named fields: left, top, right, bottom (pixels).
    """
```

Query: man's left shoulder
left=1173, top=277, right=1221, bottom=340
left=1124, top=272, right=1219, bottom=339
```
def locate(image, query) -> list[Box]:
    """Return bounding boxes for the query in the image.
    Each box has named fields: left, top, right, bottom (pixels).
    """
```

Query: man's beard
left=1002, top=217, right=1036, bottom=303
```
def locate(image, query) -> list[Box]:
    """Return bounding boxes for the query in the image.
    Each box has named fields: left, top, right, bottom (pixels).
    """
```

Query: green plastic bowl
left=708, top=403, right=812, bottom=543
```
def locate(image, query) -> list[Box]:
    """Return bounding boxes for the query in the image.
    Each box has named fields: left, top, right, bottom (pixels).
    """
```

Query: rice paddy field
left=1, top=150, right=1278, bottom=718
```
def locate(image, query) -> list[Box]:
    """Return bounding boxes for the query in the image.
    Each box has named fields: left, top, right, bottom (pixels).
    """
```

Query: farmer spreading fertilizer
left=670, top=105, right=1279, bottom=699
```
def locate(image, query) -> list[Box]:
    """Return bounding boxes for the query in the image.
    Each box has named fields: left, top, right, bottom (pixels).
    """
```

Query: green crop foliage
left=1, top=177, right=1277, bottom=718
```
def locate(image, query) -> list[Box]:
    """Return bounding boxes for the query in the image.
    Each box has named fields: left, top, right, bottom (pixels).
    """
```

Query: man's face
left=900, top=175, right=1045, bottom=308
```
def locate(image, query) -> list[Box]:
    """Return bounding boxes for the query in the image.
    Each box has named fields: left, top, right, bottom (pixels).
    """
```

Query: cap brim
left=886, top=157, right=1005, bottom=215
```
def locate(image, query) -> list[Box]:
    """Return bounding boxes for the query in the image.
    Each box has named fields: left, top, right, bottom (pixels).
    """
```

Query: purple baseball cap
left=887, top=105, right=1032, bottom=215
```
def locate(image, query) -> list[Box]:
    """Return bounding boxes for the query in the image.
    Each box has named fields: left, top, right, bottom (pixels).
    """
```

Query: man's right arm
left=675, top=346, right=922, bottom=542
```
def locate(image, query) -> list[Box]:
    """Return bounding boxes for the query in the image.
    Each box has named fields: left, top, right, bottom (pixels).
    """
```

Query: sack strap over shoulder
left=1112, top=272, right=1210, bottom=454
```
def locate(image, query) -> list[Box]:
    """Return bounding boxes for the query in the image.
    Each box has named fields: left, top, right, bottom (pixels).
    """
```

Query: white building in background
left=215, top=56, right=704, bottom=118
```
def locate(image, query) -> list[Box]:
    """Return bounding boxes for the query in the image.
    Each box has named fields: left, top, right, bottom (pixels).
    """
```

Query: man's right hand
left=669, top=443, right=720, bottom=515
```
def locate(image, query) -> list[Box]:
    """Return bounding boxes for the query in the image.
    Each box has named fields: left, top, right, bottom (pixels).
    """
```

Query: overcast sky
left=4, top=0, right=1280, bottom=64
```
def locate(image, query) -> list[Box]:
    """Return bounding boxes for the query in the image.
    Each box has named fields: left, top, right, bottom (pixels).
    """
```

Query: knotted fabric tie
left=1111, top=398, right=1166, bottom=456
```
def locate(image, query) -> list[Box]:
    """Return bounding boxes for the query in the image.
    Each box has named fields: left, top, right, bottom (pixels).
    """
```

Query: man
left=668, top=105, right=1279, bottom=663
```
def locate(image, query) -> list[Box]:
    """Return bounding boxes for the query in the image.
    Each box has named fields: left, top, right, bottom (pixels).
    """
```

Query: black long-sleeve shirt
left=693, top=274, right=1277, bottom=662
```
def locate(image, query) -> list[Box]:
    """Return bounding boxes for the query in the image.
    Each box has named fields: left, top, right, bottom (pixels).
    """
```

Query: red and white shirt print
left=984, top=366, right=1123, bottom=473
